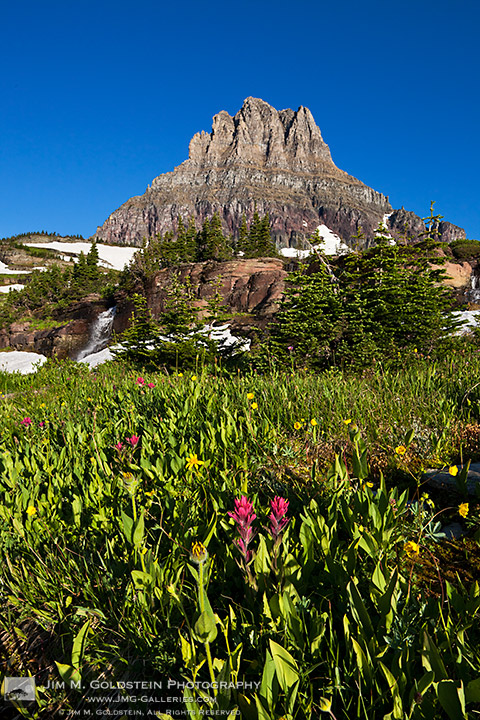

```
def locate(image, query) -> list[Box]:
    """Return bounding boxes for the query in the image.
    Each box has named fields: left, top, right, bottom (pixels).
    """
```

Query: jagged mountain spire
left=94, top=98, right=464, bottom=248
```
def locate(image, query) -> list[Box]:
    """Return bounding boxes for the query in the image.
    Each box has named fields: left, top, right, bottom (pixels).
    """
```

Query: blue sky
left=1, top=0, right=479, bottom=240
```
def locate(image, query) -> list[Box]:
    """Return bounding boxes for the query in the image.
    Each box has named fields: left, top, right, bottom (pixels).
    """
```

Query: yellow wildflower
left=145, top=490, right=155, bottom=497
left=343, top=418, right=352, bottom=425
left=190, top=541, right=208, bottom=564
left=177, top=373, right=183, bottom=378
left=294, top=421, right=302, bottom=430
left=247, top=392, right=255, bottom=400
left=166, top=584, right=179, bottom=599
left=449, top=465, right=458, bottom=476
left=319, top=697, right=332, bottom=712
left=404, top=541, right=420, bottom=558
left=251, top=402, right=258, bottom=410
left=140, top=547, right=148, bottom=555
left=186, top=454, right=204, bottom=471
left=191, top=375, right=197, bottom=381
left=310, top=418, right=318, bottom=426
left=459, top=503, right=469, bottom=519
left=26, top=506, right=37, bottom=516
left=395, top=445, right=407, bottom=456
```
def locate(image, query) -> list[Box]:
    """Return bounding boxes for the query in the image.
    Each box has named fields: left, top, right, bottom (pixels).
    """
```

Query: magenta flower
left=268, top=496, right=289, bottom=542
left=126, top=435, right=139, bottom=447
left=136, top=377, right=145, bottom=386
left=115, top=441, right=124, bottom=451
left=20, top=417, right=32, bottom=427
left=287, top=346, right=294, bottom=352
left=39, top=421, right=45, bottom=428
left=228, top=496, right=257, bottom=563
left=147, top=382, right=155, bottom=389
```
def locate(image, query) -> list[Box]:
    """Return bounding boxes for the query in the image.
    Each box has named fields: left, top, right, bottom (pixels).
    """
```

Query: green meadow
left=0, top=355, right=479, bottom=719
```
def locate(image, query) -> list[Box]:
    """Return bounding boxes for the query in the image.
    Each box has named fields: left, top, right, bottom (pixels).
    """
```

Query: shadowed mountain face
left=94, top=97, right=465, bottom=248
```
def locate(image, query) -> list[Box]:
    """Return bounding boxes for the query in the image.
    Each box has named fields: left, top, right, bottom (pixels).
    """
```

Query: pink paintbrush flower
left=268, top=496, right=289, bottom=541
left=228, top=496, right=257, bottom=563
left=126, top=435, right=139, bottom=447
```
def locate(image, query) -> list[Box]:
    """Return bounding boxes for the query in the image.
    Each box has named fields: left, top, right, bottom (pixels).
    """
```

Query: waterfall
left=76, top=306, right=116, bottom=360
left=468, top=272, right=480, bottom=304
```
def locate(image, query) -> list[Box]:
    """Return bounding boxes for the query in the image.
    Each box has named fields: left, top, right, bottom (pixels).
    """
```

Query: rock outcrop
left=0, top=296, right=109, bottom=359
left=95, top=97, right=464, bottom=249
left=146, top=257, right=287, bottom=323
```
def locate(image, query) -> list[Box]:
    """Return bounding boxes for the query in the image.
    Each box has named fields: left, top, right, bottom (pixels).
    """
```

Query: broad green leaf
left=121, top=511, right=133, bottom=544
left=269, top=639, right=299, bottom=693
left=132, top=510, right=145, bottom=547
left=131, top=570, right=153, bottom=589
left=436, top=680, right=466, bottom=719
left=422, top=632, right=447, bottom=681
left=194, top=610, right=218, bottom=643
left=54, top=662, right=82, bottom=687
left=71, top=619, right=90, bottom=669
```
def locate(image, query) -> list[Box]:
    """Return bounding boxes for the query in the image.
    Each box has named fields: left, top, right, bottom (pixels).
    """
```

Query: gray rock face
left=94, top=97, right=465, bottom=249
left=388, top=207, right=466, bottom=244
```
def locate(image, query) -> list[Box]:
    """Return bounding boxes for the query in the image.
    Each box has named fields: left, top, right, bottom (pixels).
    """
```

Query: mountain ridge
left=94, top=97, right=465, bottom=248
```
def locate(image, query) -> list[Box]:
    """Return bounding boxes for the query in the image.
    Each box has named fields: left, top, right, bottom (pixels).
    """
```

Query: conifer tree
left=246, top=210, right=262, bottom=257
left=86, top=241, right=100, bottom=280
left=238, top=214, right=249, bottom=254
left=185, top=217, right=197, bottom=260
left=256, top=213, right=276, bottom=256
left=176, top=215, right=187, bottom=261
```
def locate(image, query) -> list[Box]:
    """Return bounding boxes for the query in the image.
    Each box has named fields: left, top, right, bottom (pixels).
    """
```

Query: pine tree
left=176, top=216, right=187, bottom=261
left=114, top=293, right=159, bottom=363
left=246, top=210, right=262, bottom=257
left=238, top=214, right=249, bottom=254
left=86, top=241, right=100, bottom=280
left=256, top=213, right=276, bottom=256
left=185, top=217, right=197, bottom=260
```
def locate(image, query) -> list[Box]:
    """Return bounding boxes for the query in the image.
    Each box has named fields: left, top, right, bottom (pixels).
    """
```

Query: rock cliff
left=94, top=97, right=464, bottom=249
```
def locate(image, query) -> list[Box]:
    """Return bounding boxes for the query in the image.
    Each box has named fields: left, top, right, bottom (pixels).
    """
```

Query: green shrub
left=451, top=239, right=480, bottom=259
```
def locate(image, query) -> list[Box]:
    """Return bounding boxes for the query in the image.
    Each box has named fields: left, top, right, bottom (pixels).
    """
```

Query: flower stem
left=198, top=561, right=217, bottom=697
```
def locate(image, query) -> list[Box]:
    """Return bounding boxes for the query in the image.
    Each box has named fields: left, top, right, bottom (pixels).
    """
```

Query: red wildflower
left=126, top=435, right=139, bottom=447
left=228, top=496, right=257, bottom=562
left=20, top=417, right=32, bottom=427
left=268, top=496, right=289, bottom=541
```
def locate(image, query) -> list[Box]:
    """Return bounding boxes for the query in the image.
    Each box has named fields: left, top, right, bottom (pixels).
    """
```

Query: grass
left=0, top=356, right=479, bottom=718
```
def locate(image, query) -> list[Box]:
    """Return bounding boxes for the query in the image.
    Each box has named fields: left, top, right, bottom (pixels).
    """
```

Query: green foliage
left=0, top=360, right=479, bottom=718
left=0, top=242, right=116, bottom=329
left=265, top=238, right=456, bottom=369
left=451, top=239, right=480, bottom=260
left=125, top=213, right=277, bottom=279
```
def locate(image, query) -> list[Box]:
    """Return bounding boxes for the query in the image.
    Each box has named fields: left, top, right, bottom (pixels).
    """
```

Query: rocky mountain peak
left=94, top=98, right=465, bottom=248
left=187, top=97, right=333, bottom=171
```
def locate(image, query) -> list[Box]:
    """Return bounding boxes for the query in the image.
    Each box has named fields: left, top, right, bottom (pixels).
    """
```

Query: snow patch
left=24, top=242, right=139, bottom=271
left=77, top=347, right=117, bottom=368
left=0, top=351, right=47, bottom=374
left=451, top=310, right=480, bottom=335
left=0, top=261, right=31, bottom=275
left=0, top=284, right=25, bottom=293
left=314, top=225, right=350, bottom=255
left=378, top=214, right=396, bottom=245
left=280, top=247, right=312, bottom=259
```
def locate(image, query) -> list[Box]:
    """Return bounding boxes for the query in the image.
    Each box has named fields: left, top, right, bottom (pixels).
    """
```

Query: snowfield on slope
left=24, top=242, right=139, bottom=271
